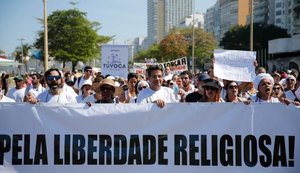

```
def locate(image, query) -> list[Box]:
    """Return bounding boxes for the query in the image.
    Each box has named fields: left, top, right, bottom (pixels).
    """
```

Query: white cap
left=80, top=79, right=92, bottom=90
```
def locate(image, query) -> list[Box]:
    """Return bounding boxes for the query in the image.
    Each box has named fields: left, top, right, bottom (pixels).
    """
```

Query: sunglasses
left=273, top=87, right=281, bottom=90
left=169, top=83, right=174, bottom=86
left=138, top=86, right=147, bottom=90
left=47, top=75, right=61, bottom=81
left=286, top=78, right=295, bottom=82
left=205, top=86, right=217, bottom=91
left=100, top=86, right=115, bottom=92
left=228, top=85, right=238, bottom=89
left=85, top=70, right=92, bottom=73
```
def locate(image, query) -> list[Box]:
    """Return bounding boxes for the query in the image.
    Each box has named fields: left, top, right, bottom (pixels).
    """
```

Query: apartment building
left=146, top=0, right=194, bottom=48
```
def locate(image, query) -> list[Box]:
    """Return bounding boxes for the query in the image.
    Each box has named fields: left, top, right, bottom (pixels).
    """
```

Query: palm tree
left=14, top=43, right=32, bottom=72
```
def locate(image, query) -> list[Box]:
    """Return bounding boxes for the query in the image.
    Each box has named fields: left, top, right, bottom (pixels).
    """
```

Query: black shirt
left=185, top=92, right=203, bottom=102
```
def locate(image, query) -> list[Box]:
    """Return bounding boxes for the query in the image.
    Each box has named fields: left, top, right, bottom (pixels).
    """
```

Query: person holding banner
left=200, top=78, right=224, bottom=102
left=250, top=73, right=279, bottom=103
left=137, top=65, right=177, bottom=108
left=185, top=73, right=210, bottom=102
left=25, top=68, right=77, bottom=104
left=92, top=78, right=123, bottom=104
left=224, top=81, right=246, bottom=102
left=272, top=83, right=286, bottom=103
left=76, top=80, right=93, bottom=103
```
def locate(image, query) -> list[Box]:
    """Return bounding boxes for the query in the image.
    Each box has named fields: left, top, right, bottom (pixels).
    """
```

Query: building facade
left=220, top=0, right=250, bottom=39
left=294, top=0, right=300, bottom=34
left=204, top=1, right=221, bottom=42
left=205, top=0, right=250, bottom=43
left=253, top=0, right=271, bottom=24
left=146, top=0, right=194, bottom=48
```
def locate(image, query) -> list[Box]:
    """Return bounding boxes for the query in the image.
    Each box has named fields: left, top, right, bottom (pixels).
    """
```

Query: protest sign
left=133, top=57, right=188, bottom=75
left=214, top=49, right=256, bottom=81
left=101, top=45, right=129, bottom=78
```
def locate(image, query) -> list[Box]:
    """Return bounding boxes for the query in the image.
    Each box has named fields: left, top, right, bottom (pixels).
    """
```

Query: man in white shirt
left=163, top=66, right=173, bottom=81
left=137, top=65, right=177, bottom=108
left=7, top=75, right=26, bottom=102
left=73, top=66, right=93, bottom=95
left=25, top=73, right=46, bottom=98
left=26, top=68, right=77, bottom=104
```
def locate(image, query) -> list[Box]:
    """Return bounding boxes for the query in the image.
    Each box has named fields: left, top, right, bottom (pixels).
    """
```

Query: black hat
left=202, top=78, right=221, bottom=90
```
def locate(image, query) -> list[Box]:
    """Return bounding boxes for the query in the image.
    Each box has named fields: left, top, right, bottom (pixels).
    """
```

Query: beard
left=48, top=81, right=63, bottom=90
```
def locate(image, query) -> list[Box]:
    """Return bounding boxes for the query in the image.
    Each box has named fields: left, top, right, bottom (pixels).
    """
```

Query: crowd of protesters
left=0, top=64, right=300, bottom=108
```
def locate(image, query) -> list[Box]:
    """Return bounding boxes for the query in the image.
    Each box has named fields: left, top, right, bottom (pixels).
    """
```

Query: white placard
left=101, top=45, right=129, bottom=78
left=214, top=49, right=256, bottom=82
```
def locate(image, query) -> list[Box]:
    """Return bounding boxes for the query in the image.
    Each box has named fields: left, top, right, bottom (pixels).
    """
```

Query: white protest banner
left=0, top=103, right=299, bottom=173
left=101, top=45, right=129, bottom=78
left=133, top=57, right=188, bottom=75
left=214, top=49, right=256, bottom=82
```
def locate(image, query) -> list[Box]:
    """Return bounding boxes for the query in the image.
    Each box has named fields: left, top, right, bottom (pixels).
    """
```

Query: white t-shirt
left=137, top=86, right=177, bottom=103
left=249, top=95, right=280, bottom=103
left=83, top=94, right=98, bottom=103
left=7, top=87, right=26, bottom=102
left=163, top=73, right=173, bottom=81
left=63, top=83, right=78, bottom=97
left=73, top=76, right=92, bottom=95
left=0, top=95, right=16, bottom=102
left=27, top=84, right=46, bottom=98
left=37, top=90, right=77, bottom=104
left=124, top=90, right=137, bottom=103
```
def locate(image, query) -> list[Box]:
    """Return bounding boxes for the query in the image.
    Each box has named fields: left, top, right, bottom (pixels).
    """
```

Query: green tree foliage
left=159, top=32, right=189, bottom=61
left=220, top=23, right=290, bottom=51
left=178, top=28, right=217, bottom=69
left=135, top=28, right=217, bottom=70
left=134, top=44, right=160, bottom=62
left=34, top=9, right=111, bottom=70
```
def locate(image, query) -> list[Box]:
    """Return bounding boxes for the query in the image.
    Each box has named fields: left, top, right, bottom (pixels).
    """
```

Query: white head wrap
left=253, top=73, right=274, bottom=90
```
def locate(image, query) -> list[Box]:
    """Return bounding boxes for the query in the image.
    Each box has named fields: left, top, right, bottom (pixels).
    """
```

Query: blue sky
left=0, top=0, right=217, bottom=55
